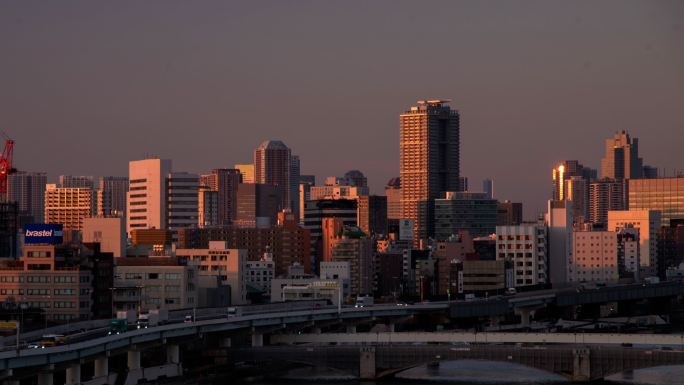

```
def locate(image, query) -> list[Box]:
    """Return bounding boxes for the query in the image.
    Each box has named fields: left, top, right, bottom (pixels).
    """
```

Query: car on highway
left=184, top=315, right=193, bottom=323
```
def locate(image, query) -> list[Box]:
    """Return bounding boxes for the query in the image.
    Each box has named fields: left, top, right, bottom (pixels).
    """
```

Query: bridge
left=0, top=281, right=682, bottom=384
left=234, top=343, right=684, bottom=382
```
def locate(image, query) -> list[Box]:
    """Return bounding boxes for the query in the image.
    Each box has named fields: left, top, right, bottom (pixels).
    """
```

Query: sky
left=1, top=1, right=682, bottom=219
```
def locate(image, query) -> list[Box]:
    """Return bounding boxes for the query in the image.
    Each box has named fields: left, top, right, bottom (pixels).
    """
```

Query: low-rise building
left=496, top=223, right=548, bottom=288
left=569, top=230, right=619, bottom=283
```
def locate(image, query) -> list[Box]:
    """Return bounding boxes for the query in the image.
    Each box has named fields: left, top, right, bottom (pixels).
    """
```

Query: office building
left=127, top=158, right=172, bottom=234
left=546, top=200, right=572, bottom=285
left=234, top=163, right=255, bottom=184
left=321, top=217, right=345, bottom=264
left=310, top=177, right=369, bottom=200
left=459, top=177, right=469, bottom=192
left=607, top=210, right=660, bottom=277
left=114, top=256, right=198, bottom=311
left=600, top=130, right=643, bottom=180
left=83, top=216, right=125, bottom=258
left=176, top=242, right=248, bottom=305
left=59, top=175, right=95, bottom=189
left=400, top=100, right=460, bottom=245
left=7, top=171, right=47, bottom=223
left=618, top=227, right=640, bottom=280
left=0, top=245, right=93, bottom=321
left=343, top=170, right=368, bottom=188
left=303, top=199, right=357, bottom=265
left=628, top=177, right=684, bottom=227
left=330, top=228, right=374, bottom=296
left=483, top=179, right=493, bottom=199
left=434, top=192, right=497, bottom=240
left=290, top=155, right=301, bottom=220
left=497, top=200, right=523, bottom=226
left=433, top=231, right=475, bottom=295
left=204, top=169, right=241, bottom=225
left=176, top=214, right=311, bottom=275
left=449, top=259, right=511, bottom=296
left=165, top=172, right=199, bottom=231
left=254, top=140, right=292, bottom=212
left=97, top=176, right=129, bottom=217
left=245, top=252, right=275, bottom=298
left=235, top=183, right=281, bottom=227
left=552, top=161, right=595, bottom=223
left=589, top=178, right=625, bottom=225
left=198, top=187, right=219, bottom=228
left=0, top=202, right=18, bottom=258
left=357, top=195, right=387, bottom=236
left=569, top=230, right=619, bottom=283
left=44, top=184, right=93, bottom=231
left=298, top=175, right=316, bottom=224
left=496, top=223, right=548, bottom=288
left=385, top=177, right=401, bottom=220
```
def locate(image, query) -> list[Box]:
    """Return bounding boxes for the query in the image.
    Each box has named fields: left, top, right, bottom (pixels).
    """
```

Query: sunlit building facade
left=628, top=177, right=684, bottom=227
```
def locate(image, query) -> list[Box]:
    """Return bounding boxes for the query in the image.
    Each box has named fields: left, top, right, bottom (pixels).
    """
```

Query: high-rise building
left=569, top=230, right=619, bottom=283
left=459, top=177, right=469, bottom=192
left=552, top=161, right=595, bottom=223
left=400, top=100, right=460, bottom=245
left=254, top=140, right=292, bottom=212
left=496, top=200, right=523, bottom=226
left=235, top=183, right=281, bottom=227
left=303, top=199, right=358, bottom=267
left=59, top=175, right=95, bottom=189
left=298, top=175, right=316, bottom=225
left=385, top=177, right=401, bottom=220
left=600, top=130, right=643, bottom=180
left=546, top=200, right=572, bottom=286
left=589, top=179, right=625, bottom=225
left=0, top=202, right=18, bottom=258
left=7, top=171, right=47, bottom=223
left=628, top=177, right=684, bottom=227
left=357, top=195, right=387, bottom=236
left=482, top=179, right=493, bottom=199
left=290, top=155, right=301, bottom=220
left=205, top=169, right=241, bottom=225
left=434, top=192, right=497, bottom=239
left=127, top=158, right=172, bottom=234
left=330, top=228, right=374, bottom=296
left=321, top=217, right=344, bottom=263
left=165, top=172, right=199, bottom=231
left=234, top=164, right=255, bottom=184
left=44, top=184, right=93, bottom=231
left=198, top=187, right=219, bottom=228
left=97, top=176, right=128, bottom=217
left=607, top=210, right=660, bottom=277
left=496, top=223, right=548, bottom=288
left=343, top=170, right=368, bottom=188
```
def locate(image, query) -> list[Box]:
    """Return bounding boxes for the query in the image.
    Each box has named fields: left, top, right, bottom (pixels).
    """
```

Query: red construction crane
left=0, top=132, right=16, bottom=194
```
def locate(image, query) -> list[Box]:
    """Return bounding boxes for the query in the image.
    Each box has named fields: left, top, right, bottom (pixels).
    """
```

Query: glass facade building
left=629, top=177, right=684, bottom=227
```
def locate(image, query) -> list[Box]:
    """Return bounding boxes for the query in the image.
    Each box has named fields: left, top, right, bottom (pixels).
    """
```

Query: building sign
left=0, top=321, right=18, bottom=330
left=399, top=219, right=414, bottom=241
left=23, top=224, right=63, bottom=245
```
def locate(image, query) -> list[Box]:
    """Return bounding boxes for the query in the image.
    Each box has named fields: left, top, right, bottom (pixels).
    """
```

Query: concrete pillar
left=94, top=356, right=108, bottom=378
left=359, top=347, right=376, bottom=380
left=37, top=372, right=53, bottom=385
left=572, top=348, right=591, bottom=382
left=127, top=350, right=141, bottom=371
left=388, top=323, right=395, bottom=332
left=219, top=337, right=232, bottom=348
left=346, top=325, right=356, bottom=333
left=517, top=308, right=531, bottom=327
left=65, top=363, right=81, bottom=385
left=251, top=333, right=263, bottom=347
left=167, top=344, right=180, bottom=364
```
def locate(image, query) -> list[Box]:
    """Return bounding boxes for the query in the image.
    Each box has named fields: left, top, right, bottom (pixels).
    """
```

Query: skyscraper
left=290, top=155, right=301, bottom=219
left=600, top=130, right=643, bottom=180
left=254, top=140, right=292, bottom=212
left=234, top=164, right=255, bottom=184
left=628, top=177, right=684, bottom=227
left=482, top=179, right=493, bottom=199
left=400, top=100, right=460, bottom=245
left=59, top=175, right=95, bottom=189
left=385, top=177, right=401, bottom=220
left=204, top=169, right=241, bottom=225
left=165, top=172, right=199, bottom=231
left=97, top=176, right=129, bottom=217
left=343, top=170, right=368, bottom=188
left=589, top=178, right=625, bottom=225
left=127, top=158, right=172, bottom=234
left=6, top=171, right=47, bottom=223
left=44, top=184, right=93, bottom=231
left=552, top=161, right=596, bottom=223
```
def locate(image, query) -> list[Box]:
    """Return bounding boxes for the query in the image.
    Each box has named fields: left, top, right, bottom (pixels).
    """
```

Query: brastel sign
left=23, top=224, right=64, bottom=245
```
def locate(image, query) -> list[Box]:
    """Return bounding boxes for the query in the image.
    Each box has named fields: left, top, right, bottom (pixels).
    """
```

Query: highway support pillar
left=94, top=356, right=108, bottom=379
left=167, top=344, right=180, bottom=364
left=346, top=325, right=356, bottom=333
left=37, top=371, right=53, bottom=385
left=516, top=308, right=532, bottom=327
left=388, top=323, right=395, bottom=332
left=359, top=347, right=376, bottom=380
left=65, top=363, right=81, bottom=385
left=219, top=337, right=232, bottom=348
left=572, top=348, right=591, bottom=382
left=127, top=350, right=141, bottom=371
left=251, top=333, right=264, bottom=347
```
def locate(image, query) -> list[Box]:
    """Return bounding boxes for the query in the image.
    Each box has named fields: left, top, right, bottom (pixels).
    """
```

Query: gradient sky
left=1, top=1, right=682, bottom=218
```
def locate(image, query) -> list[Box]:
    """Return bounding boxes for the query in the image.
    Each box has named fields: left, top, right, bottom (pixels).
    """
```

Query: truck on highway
left=109, top=310, right=136, bottom=335
left=227, top=307, right=243, bottom=317
left=39, top=334, right=67, bottom=348
left=355, top=295, right=374, bottom=308
left=137, top=309, right=169, bottom=329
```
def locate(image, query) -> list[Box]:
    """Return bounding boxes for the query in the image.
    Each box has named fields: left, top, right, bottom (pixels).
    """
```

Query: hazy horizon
left=2, top=1, right=683, bottom=219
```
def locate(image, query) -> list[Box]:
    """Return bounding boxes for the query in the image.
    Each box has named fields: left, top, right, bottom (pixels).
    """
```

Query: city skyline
left=2, top=1, right=683, bottom=218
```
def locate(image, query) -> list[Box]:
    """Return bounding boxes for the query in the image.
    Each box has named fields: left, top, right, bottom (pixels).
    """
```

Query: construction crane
left=0, top=132, right=16, bottom=194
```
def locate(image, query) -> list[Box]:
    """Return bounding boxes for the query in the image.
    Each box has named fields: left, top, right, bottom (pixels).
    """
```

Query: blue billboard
left=23, top=224, right=64, bottom=245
